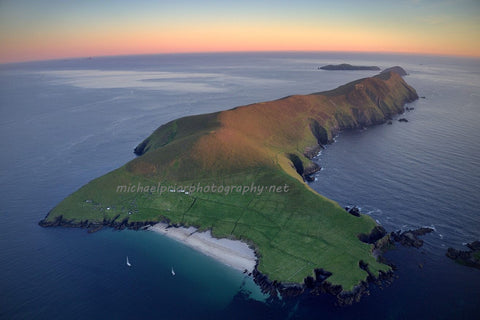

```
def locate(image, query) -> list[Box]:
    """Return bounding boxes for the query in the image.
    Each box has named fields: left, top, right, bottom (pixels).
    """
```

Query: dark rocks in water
left=405, top=106, right=415, bottom=111
left=391, top=227, right=434, bottom=248
left=467, top=240, right=480, bottom=251
left=279, top=284, right=305, bottom=297
left=345, top=206, right=361, bottom=217
left=446, top=241, right=480, bottom=270
left=381, top=66, right=408, bottom=76
left=398, top=118, right=408, bottom=122
left=358, top=226, right=387, bottom=244
left=304, top=275, right=315, bottom=289
left=319, top=63, right=380, bottom=71
left=374, top=234, right=394, bottom=253
left=387, top=120, right=393, bottom=125
left=252, top=267, right=281, bottom=297
left=421, top=96, right=426, bottom=99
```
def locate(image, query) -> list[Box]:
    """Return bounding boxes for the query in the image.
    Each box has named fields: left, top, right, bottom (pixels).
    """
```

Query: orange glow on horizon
left=1, top=21, right=479, bottom=63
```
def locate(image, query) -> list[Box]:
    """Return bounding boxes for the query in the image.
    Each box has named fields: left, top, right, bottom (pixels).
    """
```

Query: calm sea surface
left=0, top=52, right=479, bottom=319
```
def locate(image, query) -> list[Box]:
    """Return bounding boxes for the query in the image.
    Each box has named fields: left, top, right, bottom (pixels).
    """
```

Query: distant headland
left=319, top=63, right=380, bottom=71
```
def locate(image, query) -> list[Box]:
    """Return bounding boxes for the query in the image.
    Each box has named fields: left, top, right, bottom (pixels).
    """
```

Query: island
left=40, top=69, right=418, bottom=304
left=319, top=63, right=380, bottom=71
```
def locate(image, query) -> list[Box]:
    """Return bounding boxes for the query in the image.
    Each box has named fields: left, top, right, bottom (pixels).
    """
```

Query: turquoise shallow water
left=0, top=52, right=479, bottom=319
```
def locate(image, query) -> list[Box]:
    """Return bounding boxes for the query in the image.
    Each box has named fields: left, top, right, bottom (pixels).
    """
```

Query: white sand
left=149, top=223, right=257, bottom=273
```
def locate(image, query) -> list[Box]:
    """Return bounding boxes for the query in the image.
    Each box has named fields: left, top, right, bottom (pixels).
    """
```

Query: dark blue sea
left=1, top=52, right=479, bottom=319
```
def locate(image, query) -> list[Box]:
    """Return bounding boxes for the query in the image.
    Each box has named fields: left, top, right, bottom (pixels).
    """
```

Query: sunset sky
left=1, top=0, right=479, bottom=63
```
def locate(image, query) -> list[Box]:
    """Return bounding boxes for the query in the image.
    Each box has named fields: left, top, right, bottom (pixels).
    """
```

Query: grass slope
left=42, top=71, right=418, bottom=291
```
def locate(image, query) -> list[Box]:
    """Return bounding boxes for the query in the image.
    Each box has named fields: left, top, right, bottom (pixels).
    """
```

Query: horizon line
left=2, top=49, right=480, bottom=65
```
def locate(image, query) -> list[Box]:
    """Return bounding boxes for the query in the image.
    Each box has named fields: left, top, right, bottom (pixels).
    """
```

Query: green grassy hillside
left=41, top=71, right=418, bottom=291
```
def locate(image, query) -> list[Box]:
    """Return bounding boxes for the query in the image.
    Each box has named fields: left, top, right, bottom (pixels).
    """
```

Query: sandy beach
left=149, top=223, right=257, bottom=273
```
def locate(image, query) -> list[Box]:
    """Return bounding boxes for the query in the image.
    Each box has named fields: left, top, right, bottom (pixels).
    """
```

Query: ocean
left=0, top=52, right=479, bottom=319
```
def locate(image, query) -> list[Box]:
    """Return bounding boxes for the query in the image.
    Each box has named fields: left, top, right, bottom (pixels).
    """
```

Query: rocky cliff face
left=283, top=71, right=418, bottom=179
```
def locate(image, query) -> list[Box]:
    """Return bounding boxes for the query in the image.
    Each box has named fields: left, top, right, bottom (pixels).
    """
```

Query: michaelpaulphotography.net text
left=116, top=182, right=290, bottom=196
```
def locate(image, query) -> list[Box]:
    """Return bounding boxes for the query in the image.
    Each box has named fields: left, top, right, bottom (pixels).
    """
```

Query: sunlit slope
left=42, top=71, right=417, bottom=290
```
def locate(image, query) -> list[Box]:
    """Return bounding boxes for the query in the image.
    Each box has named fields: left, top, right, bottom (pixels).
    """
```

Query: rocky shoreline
left=250, top=217, right=434, bottom=306
left=38, top=212, right=158, bottom=233
left=446, top=241, right=480, bottom=269
left=39, top=209, right=434, bottom=306
left=299, top=67, right=418, bottom=183
left=252, top=261, right=395, bottom=306
left=40, top=200, right=437, bottom=306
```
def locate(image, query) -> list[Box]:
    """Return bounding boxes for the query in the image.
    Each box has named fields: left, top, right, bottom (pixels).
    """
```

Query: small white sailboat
left=126, top=256, right=131, bottom=267
left=171, top=267, right=175, bottom=276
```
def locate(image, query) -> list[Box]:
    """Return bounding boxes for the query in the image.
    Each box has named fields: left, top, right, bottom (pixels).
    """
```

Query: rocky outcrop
left=303, top=144, right=323, bottom=159
left=390, top=227, right=434, bottom=248
left=320, top=64, right=380, bottom=71
left=398, top=118, right=408, bottom=122
left=446, top=241, right=480, bottom=269
left=358, top=225, right=387, bottom=243
left=303, top=162, right=321, bottom=182
left=357, top=224, right=433, bottom=251
left=345, top=205, right=361, bottom=217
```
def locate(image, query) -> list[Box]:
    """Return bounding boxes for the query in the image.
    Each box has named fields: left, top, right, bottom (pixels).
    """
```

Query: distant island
left=319, top=63, right=380, bottom=71
left=40, top=68, right=418, bottom=304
